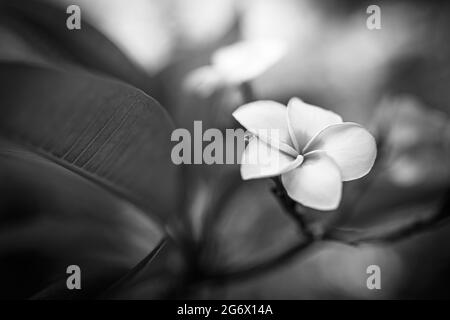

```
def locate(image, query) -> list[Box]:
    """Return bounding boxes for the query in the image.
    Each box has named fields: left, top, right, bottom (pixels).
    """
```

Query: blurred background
left=0, top=0, right=450, bottom=299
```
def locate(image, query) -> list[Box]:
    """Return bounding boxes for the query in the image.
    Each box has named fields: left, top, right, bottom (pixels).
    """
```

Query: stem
left=201, top=178, right=317, bottom=283
left=271, top=177, right=313, bottom=237
left=240, top=82, right=255, bottom=103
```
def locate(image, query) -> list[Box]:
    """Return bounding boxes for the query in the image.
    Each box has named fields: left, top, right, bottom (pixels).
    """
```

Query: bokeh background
left=0, top=0, right=450, bottom=299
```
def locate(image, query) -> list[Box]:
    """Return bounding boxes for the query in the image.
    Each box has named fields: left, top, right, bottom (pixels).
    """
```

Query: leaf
left=0, top=62, right=182, bottom=298
left=0, top=147, right=163, bottom=298
left=0, top=0, right=160, bottom=97
left=338, top=177, right=447, bottom=231
left=203, top=180, right=300, bottom=271
left=101, top=238, right=187, bottom=299
left=197, top=242, right=402, bottom=299
left=0, top=62, right=180, bottom=223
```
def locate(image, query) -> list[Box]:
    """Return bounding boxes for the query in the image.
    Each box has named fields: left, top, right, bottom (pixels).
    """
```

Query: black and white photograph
left=0, top=0, right=449, bottom=306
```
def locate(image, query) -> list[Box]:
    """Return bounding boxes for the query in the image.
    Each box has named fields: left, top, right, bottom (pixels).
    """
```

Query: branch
left=271, top=177, right=313, bottom=237
left=240, top=82, right=255, bottom=103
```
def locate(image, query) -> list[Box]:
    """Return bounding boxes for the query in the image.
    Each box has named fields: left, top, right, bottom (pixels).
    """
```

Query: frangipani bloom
left=232, top=98, right=377, bottom=210
left=184, top=40, right=286, bottom=96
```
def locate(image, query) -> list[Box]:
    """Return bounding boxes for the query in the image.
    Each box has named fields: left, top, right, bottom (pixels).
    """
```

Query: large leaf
left=0, top=62, right=180, bottom=223
left=0, top=0, right=160, bottom=97
left=203, top=180, right=300, bottom=271
left=101, top=238, right=187, bottom=299
left=0, top=145, right=163, bottom=298
left=196, top=241, right=403, bottom=299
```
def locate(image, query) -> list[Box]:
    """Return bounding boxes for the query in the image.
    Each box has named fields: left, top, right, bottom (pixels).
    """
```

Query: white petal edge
left=212, top=40, right=286, bottom=84
left=287, top=97, right=343, bottom=151
left=240, top=137, right=303, bottom=180
left=304, top=122, right=377, bottom=181
left=183, top=66, right=224, bottom=97
left=233, top=100, right=297, bottom=156
left=281, top=151, right=342, bottom=210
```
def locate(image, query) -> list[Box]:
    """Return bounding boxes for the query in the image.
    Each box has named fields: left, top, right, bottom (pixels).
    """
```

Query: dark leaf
left=0, top=0, right=160, bottom=97
left=0, top=147, right=163, bottom=298
left=203, top=180, right=300, bottom=271
left=0, top=62, right=180, bottom=223
left=101, top=238, right=187, bottom=299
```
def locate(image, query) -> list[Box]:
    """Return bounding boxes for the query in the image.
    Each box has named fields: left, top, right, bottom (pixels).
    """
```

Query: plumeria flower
left=184, top=40, right=286, bottom=97
left=232, top=98, right=377, bottom=210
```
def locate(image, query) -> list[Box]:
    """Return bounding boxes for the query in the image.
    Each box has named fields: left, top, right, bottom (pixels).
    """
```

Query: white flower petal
left=287, top=98, right=343, bottom=151
left=212, top=40, right=286, bottom=84
left=183, top=66, right=224, bottom=97
left=240, top=137, right=303, bottom=180
left=304, top=123, right=377, bottom=181
left=233, top=100, right=297, bottom=156
left=281, top=151, right=342, bottom=210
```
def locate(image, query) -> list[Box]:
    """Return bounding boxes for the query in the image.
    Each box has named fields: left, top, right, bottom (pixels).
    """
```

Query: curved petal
left=212, top=40, right=286, bottom=84
left=183, top=66, right=224, bottom=97
left=240, top=137, right=303, bottom=180
left=233, top=101, right=297, bottom=156
left=287, top=98, right=343, bottom=151
left=304, top=123, right=377, bottom=181
left=281, top=151, right=342, bottom=210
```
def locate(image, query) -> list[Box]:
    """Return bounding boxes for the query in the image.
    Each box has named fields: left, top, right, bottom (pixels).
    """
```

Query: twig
left=240, top=82, right=255, bottom=103
left=201, top=178, right=317, bottom=283
left=271, top=177, right=313, bottom=237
